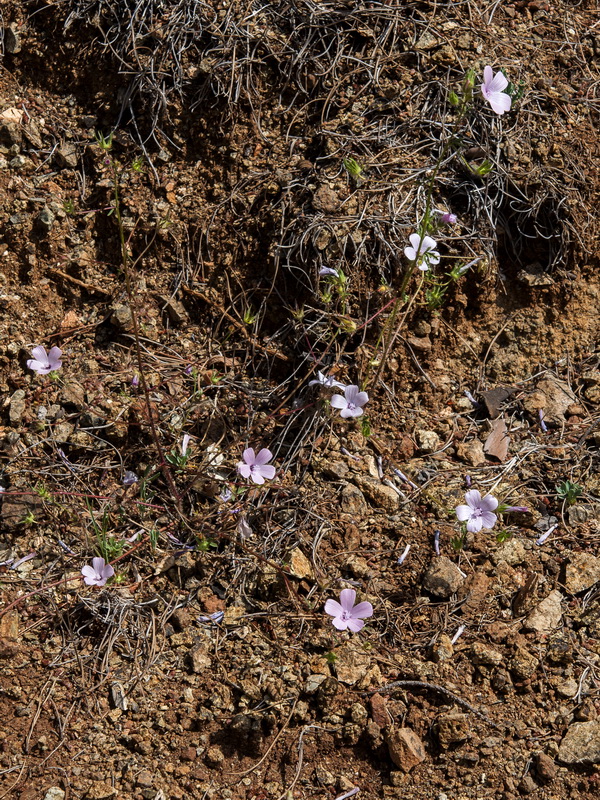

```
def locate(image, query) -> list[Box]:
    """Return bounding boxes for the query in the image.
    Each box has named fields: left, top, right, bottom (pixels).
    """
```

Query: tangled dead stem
left=0, top=0, right=600, bottom=799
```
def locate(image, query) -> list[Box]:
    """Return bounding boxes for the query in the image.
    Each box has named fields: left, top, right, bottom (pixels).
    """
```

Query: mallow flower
left=330, top=385, right=369, bottom=418
left=480, top=67, right=512, bottom=115
left=27, top=345, right=62, bottom=375
left=404, top=234, right=440, bottom=271
left=325, top=588, right=373, bottom=632
left=455, top=489, right=498, bottom=533
left=237, top=448, right=276, bottom=485
left=81, top=557, right=114, bottom=587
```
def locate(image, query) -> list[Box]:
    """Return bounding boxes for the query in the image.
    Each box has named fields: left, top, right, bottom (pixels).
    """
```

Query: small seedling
left=325, top=651, right=338, bottom=664
left=243, top=307, right=257, bottom=325
left=556, top=480, right=583, bottom=506
left=496, top=529, right=512, bottom=543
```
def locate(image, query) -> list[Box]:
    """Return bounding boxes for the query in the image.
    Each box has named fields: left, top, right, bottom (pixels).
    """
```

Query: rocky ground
left=0, top=1, right=600, bottom=799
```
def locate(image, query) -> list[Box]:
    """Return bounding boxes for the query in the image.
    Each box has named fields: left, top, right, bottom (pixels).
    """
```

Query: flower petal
left=480, top=494, right=499, bottom=512
left=483, top=66, right=493, bottom=88
left=92, top=557, right=106, bottom=574
left=354, top=391, right=369, bottom=408
left=81, top=565, right=97, bottom=583
left=330, top=394, right=347, bottom=409
left=250, top=470, right=265, bottom=485
left=455, top=504, right=472, bottom=522
left=346, top=618, right=365, bottom=633
left=339, top=588, right=357, bottom=613
left=259, top=465, right=276, bottom=481
left=254, top=448, right=273, bottom=466
left=351, top=601, right=373, bottom=619
left=332, top=616, right=349, bottom=630
left=409, top=233, right=421, bottom=250
left=237, top=463, right=251, bottom=479
left=422, top=235, right=438, bottom=252
left=467, top=517, right=483, bottom=533
left=242, top=447, right=256, bottom=465
left=103, top=564, right=115, bottom=579
left=404, top=246, right=417, bottom=261
left=464, top=489, right=482, bottom=510
left=489, top=71, right=508, bottom=93
left=480, top=511, right=497, bottom=530
left=30, top=346, right=48, bottom=364
left=325, top=599, right=343, bottom=617
left=345, top=385, right=359, bottom=404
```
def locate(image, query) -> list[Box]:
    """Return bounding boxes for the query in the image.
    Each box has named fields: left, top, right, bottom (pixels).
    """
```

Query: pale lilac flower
left=434, top=529, right=441, bottom=555
left=181, top=434, right=191, bottom=457
left=123, top=470, right=138, bottom=486
left=480, top=66, right=512, bottom=115
left=503, top=505, right=529, bottom=513
left=335, top=789, right=360, bottom=800
left=325, top=588, right=373, bottom=632
left=319, top=266, right=339, bottom=277
left=237, top=448, right=276, bottom=485
left=308, top=370, right=346, bottom=390
left=436, top=210, right=457, bottom=225
left=455, top=489, right=498, bottom=533
left=27, top=345, right=62, bottom=375
left=404, top=234, right=440, bottom=271
left=536, top=525, right=557, bottom=545
left=131, top=374, right=139, bottom=388
left=330, top=385, right=369, bottom=418
left=539, top=409, right=548, bottom=432
left=81, top=556, right=114, bottom=587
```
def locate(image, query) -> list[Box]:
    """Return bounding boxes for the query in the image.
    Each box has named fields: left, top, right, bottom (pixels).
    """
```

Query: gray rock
left=423, top=557, right=465, bottom=599
left=353, top=474, right=400, bottom=511
left=55, top=143, right=78, bottom=169
left=188, top=644, right=211, bottom=673
left=524, top=590, right=563, bottom=634
left=415, top=429, right=440, bottom=454
left=523, top=375, right=577, bottom=425
left=340, top=482, right=368, bottom=516
left=9, top=389, right=26, bottom=424
left=43, top=789, right=66, bottom=800
left=333, top=641, right=371, bottom=686
left=470, top=642, right=503, bottom=667
left=387, top=727, right=426, bottom=772
left=558, top=721, right=600, bottom=764
left=565, top=552, right=600, bottom=594
left=37, top=207, right=55, bottom=233
left=0, top=121, right=22, bottom=148
left=456, top=439, right=486, bottom=467
left=4, top=24, right=22, bottom=54
left=110, top=303, right=133, bottom=332
left=304, top=674, right=326, bottom=694
left=492, top=537, right=526, bottom=566
left=510, top=646, right=538, bottom=680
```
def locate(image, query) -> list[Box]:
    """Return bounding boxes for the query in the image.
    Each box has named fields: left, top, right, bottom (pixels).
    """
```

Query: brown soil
left=0, top=2, right=600, bottom=799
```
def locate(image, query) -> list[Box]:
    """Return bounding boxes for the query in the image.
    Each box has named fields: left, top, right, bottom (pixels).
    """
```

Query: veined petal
left=422, top=235, right=438, bottom=252
left=325, top=599, right=343, bottom=617
left=237, top=462, right=251, bottom=479
left=30, top=345, right=48, bottom=364
left=467, top=517, right=483, bottom=533
left=254, top=448, right=273, bottom=465
left=404, top=246, right=417, bottom=261
left=483, top=66, right=494, bottom=87
left=330, top=394, right=346, bottom=409
left=489, top=92, right=511, bottom=114
left=455, top=504, right=472, bottom=522
left=489, top=71, right=508, bottom=93
left=351, top=601, right=373, bottom=619
left=480, top=494, right=499, bottom=512
left=332, top=616, right=349, bottom=630
left=355, top=391, right=369, bottom=407
left=259, top=465, right=276, bottom=481
left=242, top=447, right=256, bottom=465
left=345, top=385, right=359, bottom=404
left=346, top=618, right=365, bottom=633
left=92, top=557, right=106, bottom=574
left=409, top=233, right=422, bottom=250
left=464, top=489, right=482, bottom=509
left=250, top=470, right=265, bottom=485
left=480, top=511, right=497, bottom=530
left=339, top=588, right=357, bottom=612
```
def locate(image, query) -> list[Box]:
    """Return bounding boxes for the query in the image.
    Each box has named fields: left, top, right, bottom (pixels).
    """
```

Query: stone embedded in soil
left=510, top=646, right=539, bottom=680
left=431, top=634, right=454, bottom=663
left=43, top=789, right=65, bottom=800
left=456, top=438, right=485, bottom=467
left=550, top=676, right=578, bottom=698
left=84, top=784, right=117, bottom=800
left=287, top=546, right=313, bottom=579
left=492, top=538, right=526, bottom=566
left=524, top=590, right=563, bottom=634
left=9, top=389, right=26, bottom=424
left=312, top=184, right=340, bottom=213
left=523, top=375, right=577, bottom=424
left=558, top=720, right=600, bottom=764
left=353, top=474, right=400, bottom=511
left=386, top=726, right=426, bottom=772
left=340, top=482, right=368, bottom=516
left=434, top=712, right=470, bottom=747
left=534, top=752, right=557, bottom=784
left=564, top=552, right=600, bottom=594
left=369, top=693, right=391, bottom=728
left=333, top=641, right=373, bottom=686
left=470, top=642, right=503, bottom=667
left=189, top=644, right=211, bottom=673
left=415, top=429, right=440, bottom=454
left=422, top=556, right=465, bottom=599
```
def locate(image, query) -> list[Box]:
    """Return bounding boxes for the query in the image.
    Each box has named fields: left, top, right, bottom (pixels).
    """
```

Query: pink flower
left=330, top=385, right=369, bottom=418
left=325, top=588, right=373, bottom=632
left=27, top=345, right=62, bottom=375
left=237, top=448, right=276, bottom=484
left=455, top=489, right=498, bottom=533
left=81, top=557, right=114, bottom=587
left=480, top=67, right=512, bottom=115
left=404, top=234, right=440, bottom=271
